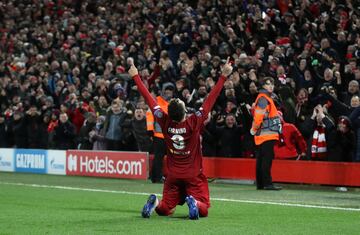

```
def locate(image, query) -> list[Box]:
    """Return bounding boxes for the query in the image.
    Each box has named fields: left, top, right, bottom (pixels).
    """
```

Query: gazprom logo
left=14, top=149, right=47, bottom=174
left=0, top=156, right=11, bottom=167
left=68, top=154, right=77, bottom=171
left=50, top=158, right=64, bottom=170
left=16, top=153, right=45, bottom=169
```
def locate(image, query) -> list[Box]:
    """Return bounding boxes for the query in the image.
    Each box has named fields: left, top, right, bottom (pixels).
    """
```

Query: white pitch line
left=1, top=181, right=359, bottom=212
left=211, top=198, right=360, bottom=211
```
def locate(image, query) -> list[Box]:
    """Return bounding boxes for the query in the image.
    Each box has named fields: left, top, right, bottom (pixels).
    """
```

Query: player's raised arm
left=129, top=64, right=158, bottom=112
left=201, top=57, right=233, bottom=115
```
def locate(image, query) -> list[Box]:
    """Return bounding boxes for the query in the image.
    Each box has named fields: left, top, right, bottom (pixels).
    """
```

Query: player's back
left=162, top=113, right=205, bottom=178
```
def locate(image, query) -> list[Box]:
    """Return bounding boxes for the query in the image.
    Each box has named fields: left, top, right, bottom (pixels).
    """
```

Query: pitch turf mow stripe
left=1, top=181, right=359, bottom=212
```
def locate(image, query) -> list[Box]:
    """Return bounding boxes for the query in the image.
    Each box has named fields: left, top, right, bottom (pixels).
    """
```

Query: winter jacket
left=274, top=122, right=307, bottom=159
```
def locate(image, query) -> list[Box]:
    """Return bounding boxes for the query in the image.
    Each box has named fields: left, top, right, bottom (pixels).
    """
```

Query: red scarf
left=311, top=126, right=327, bottom=159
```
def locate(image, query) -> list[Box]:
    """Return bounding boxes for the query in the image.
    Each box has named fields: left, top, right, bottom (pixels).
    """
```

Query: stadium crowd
left=0, top=0, right=359, bottom=162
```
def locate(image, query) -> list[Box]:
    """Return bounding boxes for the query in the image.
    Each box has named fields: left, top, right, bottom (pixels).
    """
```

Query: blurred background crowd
left=0, top=0, right=359, bottom=162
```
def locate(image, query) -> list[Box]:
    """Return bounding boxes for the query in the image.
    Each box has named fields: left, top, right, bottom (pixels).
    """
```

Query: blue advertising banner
left=14, top=149, right=47, bottom=174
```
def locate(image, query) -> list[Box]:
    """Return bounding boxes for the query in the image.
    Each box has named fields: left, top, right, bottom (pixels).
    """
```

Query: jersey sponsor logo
left=169, top=148, right=190, bottom=155
left=171, top=134, right=186, bottom=150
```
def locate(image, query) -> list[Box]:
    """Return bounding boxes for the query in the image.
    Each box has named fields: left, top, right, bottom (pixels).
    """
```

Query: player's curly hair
left=168, top=98, right=186, bottom=122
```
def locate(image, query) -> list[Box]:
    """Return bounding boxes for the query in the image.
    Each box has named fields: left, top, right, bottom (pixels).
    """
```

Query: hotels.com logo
left=68, top=154, right=77, bottom=171
left=67, top=154, right=143, bottom=175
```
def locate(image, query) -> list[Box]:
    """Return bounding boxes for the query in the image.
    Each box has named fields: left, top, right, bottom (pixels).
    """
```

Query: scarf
left=311, top=126, right=327, bottom=159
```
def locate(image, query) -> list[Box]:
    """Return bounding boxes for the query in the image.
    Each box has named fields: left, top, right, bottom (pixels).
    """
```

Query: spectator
left=295, top=88, right=313, bottom=136
left=10, top=111, right=28, bottom=148
left=201, top=112, right=218, bottom=157
left=53, top=113, right=76, bottom=150
left=119, top=107, right=138, bottom=151
left=132, top=107, right=153, bottom=152
left=25, top=106, right=43, bottom=149
left=209, top=113, right=243, bottom=157
left=302, top=105, right=336, bottom=161
left=340, top=80, right=360, bottom=106
left=38, top=111, right=51, bottom=149
left=94, top=95, right=109, bottom=116
left=0, top=113, right=10, bottom=147
left=47, top=109, right=60, bottom=149
left=77, top=112, right=97, bottom=149
left=103, top=99, right=128, bottom=151
left=327, top=116, right=355, bottom=162
left=89, top=115, right=107, bottom=151
left=274, top=112, right=307, bottom=160
left=349, top=106, right=360, bottom=162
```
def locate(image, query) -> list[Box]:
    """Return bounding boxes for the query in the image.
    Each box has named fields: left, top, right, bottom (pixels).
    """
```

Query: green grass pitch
left=0, top=172, right=359, bottom=234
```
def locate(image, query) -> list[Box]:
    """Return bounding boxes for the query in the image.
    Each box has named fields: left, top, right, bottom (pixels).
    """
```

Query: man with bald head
left=341, top=80, right=360, bottom=106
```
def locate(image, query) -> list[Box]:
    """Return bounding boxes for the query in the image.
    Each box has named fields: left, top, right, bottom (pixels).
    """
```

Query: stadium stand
left=0, top=0, right=359, bottom=163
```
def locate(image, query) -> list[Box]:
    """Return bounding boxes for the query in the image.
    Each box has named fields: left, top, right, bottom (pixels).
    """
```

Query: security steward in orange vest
left=146, top=83, right=174, bottom=183
left=250, top=77, right=282, bottom=190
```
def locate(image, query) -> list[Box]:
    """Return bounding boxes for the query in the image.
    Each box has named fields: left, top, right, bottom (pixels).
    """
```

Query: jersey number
left=171, top=135, right=186, bottom=150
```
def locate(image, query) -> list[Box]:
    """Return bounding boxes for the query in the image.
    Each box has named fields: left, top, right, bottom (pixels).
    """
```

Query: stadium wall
left=201, top=157, right=360, bottom=187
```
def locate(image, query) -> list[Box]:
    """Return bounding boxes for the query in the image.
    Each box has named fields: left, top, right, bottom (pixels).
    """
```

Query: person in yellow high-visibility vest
left=146, top=83, right=174, bottom=183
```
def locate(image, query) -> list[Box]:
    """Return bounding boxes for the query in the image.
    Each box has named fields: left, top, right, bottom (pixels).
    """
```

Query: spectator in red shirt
left=129, top=59, right=233, bottom=220
left=274, top=112, right=307, bottom=160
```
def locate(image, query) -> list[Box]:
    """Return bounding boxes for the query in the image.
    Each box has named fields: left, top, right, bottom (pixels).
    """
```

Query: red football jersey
left=133, top=74, right=226, bottom=178
left=155, top=108, right=207, bottom=178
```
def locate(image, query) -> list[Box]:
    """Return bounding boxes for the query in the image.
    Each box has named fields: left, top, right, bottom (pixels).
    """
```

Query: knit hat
left=338, top=116, right=351, bottom=128
left=162, top=82, right=175, bottom=92
left=114, top=83, right=127, bottom=98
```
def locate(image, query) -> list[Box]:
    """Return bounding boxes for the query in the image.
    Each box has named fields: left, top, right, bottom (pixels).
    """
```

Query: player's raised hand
left=128, top=64, right=138, bottom=78
left=221, top=57, right=233, bottom=77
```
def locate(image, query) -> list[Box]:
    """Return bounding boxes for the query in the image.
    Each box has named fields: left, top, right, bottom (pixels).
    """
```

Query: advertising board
left=66, top=150, right=148, bottom=179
